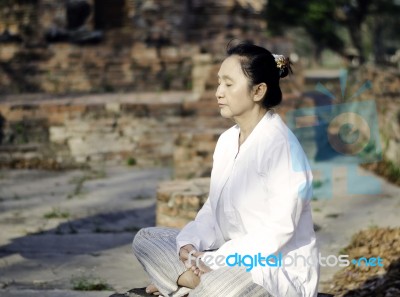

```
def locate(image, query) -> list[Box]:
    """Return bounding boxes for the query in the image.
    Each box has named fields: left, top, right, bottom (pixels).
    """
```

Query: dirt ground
left=0, top=163, right=399, bottom=296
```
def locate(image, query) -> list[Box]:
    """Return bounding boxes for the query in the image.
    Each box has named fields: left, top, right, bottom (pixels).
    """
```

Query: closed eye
left=218, top=80, right=232, bottom=87
left=217, top=74, right=233, bottom=87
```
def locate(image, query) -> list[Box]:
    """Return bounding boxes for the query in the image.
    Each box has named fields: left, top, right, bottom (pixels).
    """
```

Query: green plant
left=358, top=141, right=380, bottom=162
left=89, top=169, right=107, bottom=179
left=387, top=160, right=400, bottom=182
left=68, top=176, right=85, bottom=198
left=68, top=170, right=107, bottom=199
left=312, top=180, right=323, bottom=189
left=126, top=157, right=137, bottom=166
left=43, top=208, right=70, bottom=219
left=71, top=274, right=113, bottom=291
left=397, top=109, right=400, bottom=125
left=186, top=172, right=196, bottom=179
left=325, top=213, right=340, bottom=218
left=186, top=80, right=193, bottom=90
left=12, top=122, right=29, bottom=144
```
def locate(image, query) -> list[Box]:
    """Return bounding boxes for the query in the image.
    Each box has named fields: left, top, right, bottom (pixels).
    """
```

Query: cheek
left=227, top=86, right=249, bottom=105
left=227, top=85, right=242, bottom=100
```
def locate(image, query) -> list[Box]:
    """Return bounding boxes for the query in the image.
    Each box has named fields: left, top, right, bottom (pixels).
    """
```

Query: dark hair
left=226, top=42, right=292, bottom=109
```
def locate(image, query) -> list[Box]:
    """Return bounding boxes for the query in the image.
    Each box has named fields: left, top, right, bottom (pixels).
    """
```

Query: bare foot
left=177, top=270, right=200, bottom=289
left=146, top=284, right=160, bottom=295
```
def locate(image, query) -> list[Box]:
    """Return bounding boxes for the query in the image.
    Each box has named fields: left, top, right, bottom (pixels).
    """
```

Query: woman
left=132, top=42, right=319, bottom=297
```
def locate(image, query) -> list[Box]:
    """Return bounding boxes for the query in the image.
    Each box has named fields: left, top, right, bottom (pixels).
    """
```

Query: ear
left=252, top=83, right=267, bottom=103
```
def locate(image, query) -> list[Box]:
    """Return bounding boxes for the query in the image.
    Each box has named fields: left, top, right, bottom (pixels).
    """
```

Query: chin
left=219, top=109, right=232, bottom=119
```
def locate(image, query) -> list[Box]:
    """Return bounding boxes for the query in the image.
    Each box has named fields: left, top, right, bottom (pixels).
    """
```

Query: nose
left=215, top=84, right=224, bottom=100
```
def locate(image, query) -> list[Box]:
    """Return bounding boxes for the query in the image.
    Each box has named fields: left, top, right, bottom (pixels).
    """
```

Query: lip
left=218, top=103, right=226, bottom=106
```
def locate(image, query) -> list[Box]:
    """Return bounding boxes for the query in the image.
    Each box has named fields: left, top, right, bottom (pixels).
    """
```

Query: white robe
left=176, top=111, right=320, bottom=297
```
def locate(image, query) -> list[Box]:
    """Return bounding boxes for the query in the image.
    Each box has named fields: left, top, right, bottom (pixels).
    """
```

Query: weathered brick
left=156, top=214, right=189, bottom=229
left=157, top=201, right=179, bottom=217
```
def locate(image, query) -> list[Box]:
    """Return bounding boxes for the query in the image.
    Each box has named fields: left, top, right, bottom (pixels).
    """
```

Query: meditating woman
left=132, top=42, right=320, bottom=297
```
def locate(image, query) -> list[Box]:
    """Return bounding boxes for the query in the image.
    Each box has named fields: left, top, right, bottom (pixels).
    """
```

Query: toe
left=146, top=284, right=159, bottom=294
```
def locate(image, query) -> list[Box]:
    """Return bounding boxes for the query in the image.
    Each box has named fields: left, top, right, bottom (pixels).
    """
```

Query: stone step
left=0, top=143, right=41, bottom=153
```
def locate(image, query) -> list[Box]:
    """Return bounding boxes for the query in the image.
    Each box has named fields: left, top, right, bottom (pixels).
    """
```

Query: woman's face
left=216, top=55, right=256, bottom=120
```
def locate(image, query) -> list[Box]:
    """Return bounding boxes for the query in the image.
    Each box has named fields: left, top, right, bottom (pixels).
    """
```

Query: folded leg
left=132, top=227, right=191, bottom=297
left=189, top=266, right=273, bottom=297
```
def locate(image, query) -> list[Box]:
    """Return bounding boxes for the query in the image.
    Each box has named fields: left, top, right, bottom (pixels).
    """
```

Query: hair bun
left=272, top=54, right=292, bottom=78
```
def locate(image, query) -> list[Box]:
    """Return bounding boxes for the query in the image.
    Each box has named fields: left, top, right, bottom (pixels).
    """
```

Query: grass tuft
left=43, top=208, right=70, bottom=219
left=71, top=274, right=113, bottom=291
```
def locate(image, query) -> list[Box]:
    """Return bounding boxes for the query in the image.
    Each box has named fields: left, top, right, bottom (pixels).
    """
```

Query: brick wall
left=156, top=178, right=210, bottom=228
left=0, top=0, right=270, bottom=95
left=0, top=91, right=197, bottom=167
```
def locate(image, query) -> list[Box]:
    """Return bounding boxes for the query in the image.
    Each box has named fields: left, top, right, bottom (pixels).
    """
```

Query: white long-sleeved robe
left=176, top=111, right=320, bottom=297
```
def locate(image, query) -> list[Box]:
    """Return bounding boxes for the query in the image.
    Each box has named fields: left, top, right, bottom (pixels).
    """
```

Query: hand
left=188, top=251, right=212, bottom=276
left=179, top=244, right=197, bottom=262
left=191, top=256, right=212, bottom=276
left=179, top=246, right=212, bottom=276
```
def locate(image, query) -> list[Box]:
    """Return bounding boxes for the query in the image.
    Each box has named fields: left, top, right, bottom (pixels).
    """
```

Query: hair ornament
left=272, top=54, right=290, bottom=76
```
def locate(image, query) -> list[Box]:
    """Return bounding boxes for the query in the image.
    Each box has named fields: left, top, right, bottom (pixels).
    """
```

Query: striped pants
left=132, top=227, right=273, bottom=297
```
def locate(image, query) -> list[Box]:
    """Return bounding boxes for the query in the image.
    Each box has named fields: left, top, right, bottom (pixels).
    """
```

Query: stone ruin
left=0, top=0, right=302, bottom=169
left=0, top=0, right=279, bottom=94
left=0, top=0, right=399, bottom=230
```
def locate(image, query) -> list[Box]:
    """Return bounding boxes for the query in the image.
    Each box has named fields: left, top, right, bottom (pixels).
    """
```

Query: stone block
left=68, top=137, right=88, bottom=156
left=131, top=44, right=158, bottom=63
left=157, top=201, right=179, bottom=217
left=160, top=46, right=180, bottom=60
left=182, top=195, right=201, bottom=209
left=179, top=209, right=198, bottom=220
left=156, top=178, right=210, bottom=228
left=0, top=44, right=19, bottom=61
left=156, top=214, right=189, bottom=229
left=49, top=126, right=68, bottom=144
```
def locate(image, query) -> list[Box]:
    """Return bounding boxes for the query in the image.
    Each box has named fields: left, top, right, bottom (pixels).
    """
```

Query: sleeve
left=176, top=196, right=218, bottom=253
left=175, top=133, right=228, bottom=254
left=202, top=136, right=313, bottom=271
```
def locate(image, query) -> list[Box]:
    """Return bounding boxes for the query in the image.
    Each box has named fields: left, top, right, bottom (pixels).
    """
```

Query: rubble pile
left=326, top=227, right=400, bottom=297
